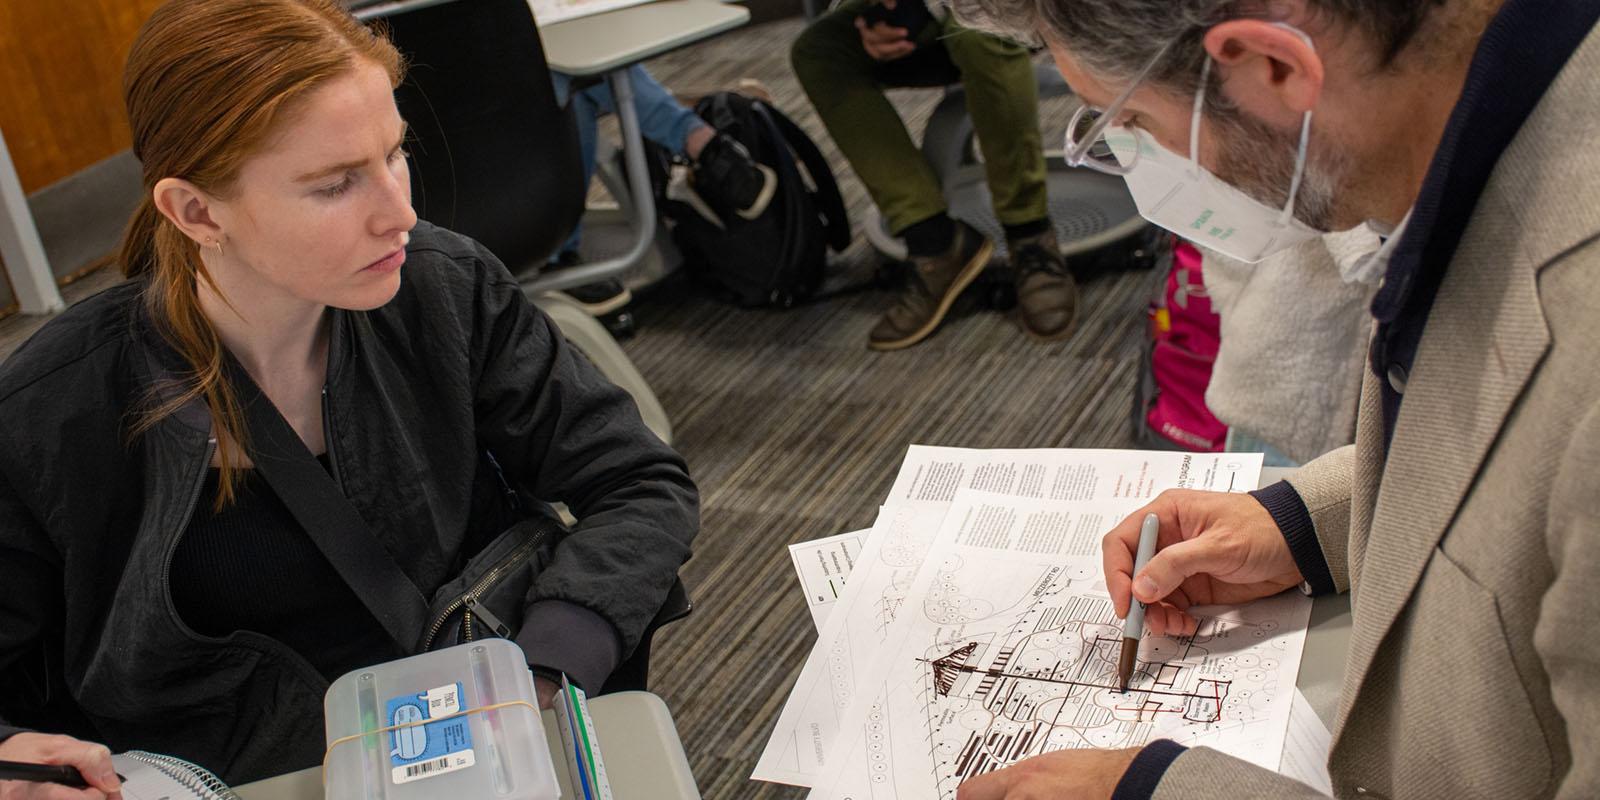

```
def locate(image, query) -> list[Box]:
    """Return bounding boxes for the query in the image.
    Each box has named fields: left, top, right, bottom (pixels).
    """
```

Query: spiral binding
left=120, top=751, right=244, bottom=800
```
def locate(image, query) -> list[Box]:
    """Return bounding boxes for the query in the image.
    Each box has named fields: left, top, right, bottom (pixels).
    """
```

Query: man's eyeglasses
left=1062, top=38, right=1178, bottom=176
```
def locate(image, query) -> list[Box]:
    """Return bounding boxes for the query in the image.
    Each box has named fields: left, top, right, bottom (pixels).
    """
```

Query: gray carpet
left=624, top=19, right=1151, bottom=799
left=0, top=17, right=1156, bottom=799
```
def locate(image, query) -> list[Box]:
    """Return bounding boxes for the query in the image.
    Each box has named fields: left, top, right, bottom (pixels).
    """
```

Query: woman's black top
left=168, top=456, right=399, bottom=682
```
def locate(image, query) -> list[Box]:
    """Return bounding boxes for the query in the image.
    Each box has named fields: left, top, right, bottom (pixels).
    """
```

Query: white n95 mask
left=1106, top=58, right=1322, bottom=263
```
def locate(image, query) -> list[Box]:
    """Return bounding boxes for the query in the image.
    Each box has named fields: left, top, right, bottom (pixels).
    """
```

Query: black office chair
left=379, top=0, right=586, bottom=268
left=361, top=0, right=674, bottom=445
left=365, top=0, right=691, bottom=693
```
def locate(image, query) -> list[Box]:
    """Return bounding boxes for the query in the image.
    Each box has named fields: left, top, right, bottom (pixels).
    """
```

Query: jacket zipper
left=160, top=436, right=330, bottom=693
left=160, top=437, right=218, bottom=596
left=324, top=381, right=538, bottom=650
left=419, top=531, right=544, bottom=650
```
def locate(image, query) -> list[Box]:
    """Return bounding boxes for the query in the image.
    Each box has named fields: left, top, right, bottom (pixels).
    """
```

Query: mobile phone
left=859, top=0, right=933, bottom=39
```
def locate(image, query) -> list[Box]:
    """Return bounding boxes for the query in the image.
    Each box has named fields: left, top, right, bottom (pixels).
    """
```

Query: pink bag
left=1143, top=241, right=1227, bottom=452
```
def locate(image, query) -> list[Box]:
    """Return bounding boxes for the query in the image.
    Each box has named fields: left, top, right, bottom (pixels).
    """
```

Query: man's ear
left=1203, top=20, right=1324, bottom=125
left=152, top=177, right=225, bottom=248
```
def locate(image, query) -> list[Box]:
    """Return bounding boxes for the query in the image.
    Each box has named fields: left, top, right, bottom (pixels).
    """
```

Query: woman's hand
left=1103, top=489, right=1305, bottom=636
left=0, top=733, right=122, bottom=800
left=534, top=676, right=559, bottom=710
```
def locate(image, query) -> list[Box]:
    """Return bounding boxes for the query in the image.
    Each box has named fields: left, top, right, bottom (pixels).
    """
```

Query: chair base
left=863, top=163, right=1149, bottom=263
left=865, top=64, right=1149, bottom=265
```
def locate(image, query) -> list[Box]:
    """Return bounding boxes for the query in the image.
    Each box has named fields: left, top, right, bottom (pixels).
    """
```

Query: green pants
left=790, top=0, right=1048, bottom=235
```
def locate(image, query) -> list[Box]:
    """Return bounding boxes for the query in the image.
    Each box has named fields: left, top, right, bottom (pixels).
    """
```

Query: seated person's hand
left=855, top=1, right=916, bottom=62
left=0, top=733, right=122, bottom=800
left=955, top=746, right=1140, bottom=799
left=534, top=675, right=559, bottom=710
left=1103, top=489, right=1304, bottom=637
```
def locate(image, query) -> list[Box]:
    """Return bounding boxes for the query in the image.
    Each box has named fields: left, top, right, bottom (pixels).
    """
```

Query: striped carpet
left=626, top=19, right=1152, bottom=799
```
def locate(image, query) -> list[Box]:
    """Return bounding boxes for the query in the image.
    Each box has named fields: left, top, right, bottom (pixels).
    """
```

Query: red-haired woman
left=0, top=0, right=698, bottom=794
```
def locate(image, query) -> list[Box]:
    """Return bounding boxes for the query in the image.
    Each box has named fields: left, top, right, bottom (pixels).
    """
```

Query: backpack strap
left=762, top=102, right=852, bottom=253
left=226, top=360, right=430, bottom=651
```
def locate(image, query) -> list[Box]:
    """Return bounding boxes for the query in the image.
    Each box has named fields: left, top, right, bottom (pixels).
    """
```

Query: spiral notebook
left=112, top=751, right=242, bottom=800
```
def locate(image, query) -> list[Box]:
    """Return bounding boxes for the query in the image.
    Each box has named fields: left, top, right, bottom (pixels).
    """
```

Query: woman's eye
left=318, top=173, right=355, bottom=197
left=388, top=147, right=410, bottom=164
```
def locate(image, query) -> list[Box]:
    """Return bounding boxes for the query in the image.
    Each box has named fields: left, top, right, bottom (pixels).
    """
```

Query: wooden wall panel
left=0, top=0, right=166, bottom=193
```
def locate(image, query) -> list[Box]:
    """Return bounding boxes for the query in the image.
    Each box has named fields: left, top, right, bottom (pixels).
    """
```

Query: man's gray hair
left=949, top=0, right=1444, bottom=93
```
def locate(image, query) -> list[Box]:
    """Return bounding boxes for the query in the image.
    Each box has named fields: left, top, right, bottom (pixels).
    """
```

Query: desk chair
left=360, top=0, right=672, bottom=444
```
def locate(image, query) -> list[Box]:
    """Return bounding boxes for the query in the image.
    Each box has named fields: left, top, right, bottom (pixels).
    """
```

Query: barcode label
left=409, top=757, right=449, bottom=777
left=391, top=749, right=474, bottom=784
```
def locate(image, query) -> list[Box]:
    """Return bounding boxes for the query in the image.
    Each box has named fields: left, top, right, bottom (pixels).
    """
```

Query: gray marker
left=1118, top=513, right=1161, bottom=692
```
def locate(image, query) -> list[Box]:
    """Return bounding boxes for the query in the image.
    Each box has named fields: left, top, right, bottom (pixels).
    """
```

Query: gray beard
left=1208, top=107, right=1346, bottom=233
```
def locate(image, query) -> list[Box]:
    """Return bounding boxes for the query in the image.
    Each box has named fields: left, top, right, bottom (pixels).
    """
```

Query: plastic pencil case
left=324, top=639, right=561, bottom=800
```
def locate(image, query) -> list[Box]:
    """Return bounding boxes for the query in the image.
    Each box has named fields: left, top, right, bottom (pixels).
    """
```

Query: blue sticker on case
left=384, top=682, right=475, bottom=783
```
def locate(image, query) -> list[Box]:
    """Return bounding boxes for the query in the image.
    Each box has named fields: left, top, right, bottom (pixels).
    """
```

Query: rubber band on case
left=321, top=699, right=541, bottom=787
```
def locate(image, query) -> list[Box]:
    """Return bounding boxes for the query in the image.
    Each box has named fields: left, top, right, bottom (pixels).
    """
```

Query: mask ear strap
left=1279, top=111, right=1312, bottom=226
left=1189, top=58, right=1210, bottom=172
left=1273, top=22, right=1316, bottom=227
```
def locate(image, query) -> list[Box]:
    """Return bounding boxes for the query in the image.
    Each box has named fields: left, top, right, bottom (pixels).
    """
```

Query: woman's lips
left=363, top=248, right=406, bottom=273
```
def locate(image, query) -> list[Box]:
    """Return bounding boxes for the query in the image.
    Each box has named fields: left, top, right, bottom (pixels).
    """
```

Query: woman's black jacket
left=0, top=221, right=698, bottom=783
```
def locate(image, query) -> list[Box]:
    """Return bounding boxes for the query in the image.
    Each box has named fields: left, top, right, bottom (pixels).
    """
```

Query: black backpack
left=652, top=92, right=852, bottom=307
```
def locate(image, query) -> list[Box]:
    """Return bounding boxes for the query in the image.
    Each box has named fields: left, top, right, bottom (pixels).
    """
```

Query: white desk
left=1260, top=466, right=1351, bottom=730
left=234, top=691, right=699, bottom=799
left=524, top=0, right=750, bottom=295
left=541, top=0, right=749, bottom=77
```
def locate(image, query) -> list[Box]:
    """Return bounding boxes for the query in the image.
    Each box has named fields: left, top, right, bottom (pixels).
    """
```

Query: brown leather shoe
left=1010, top=230, right=1079, bottom=341
left=869, top=222, right=994, bottom=351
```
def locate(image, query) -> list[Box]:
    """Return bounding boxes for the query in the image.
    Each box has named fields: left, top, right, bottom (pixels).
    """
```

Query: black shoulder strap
left=227, top=362, right=429, bottom=651
left=763, top=102, right=852, bottom=253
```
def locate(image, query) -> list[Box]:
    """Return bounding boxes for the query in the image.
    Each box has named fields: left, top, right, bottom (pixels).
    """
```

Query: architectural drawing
left=908, top=562, right=1295, bottom=795
left=810, top=489, right=1305, bottom=800
left=757, top=447, right=1263, bottom=788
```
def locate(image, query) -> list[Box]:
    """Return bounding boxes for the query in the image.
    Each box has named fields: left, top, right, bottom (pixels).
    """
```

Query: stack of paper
left=756, top=447, right=1320, bottom=799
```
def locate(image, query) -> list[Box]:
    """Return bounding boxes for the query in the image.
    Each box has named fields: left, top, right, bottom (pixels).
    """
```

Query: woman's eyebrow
left=294, top=123, right=410, bottom=183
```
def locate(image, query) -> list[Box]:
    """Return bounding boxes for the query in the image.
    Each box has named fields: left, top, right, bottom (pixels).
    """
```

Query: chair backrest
left=379, top=0, right=587, bottom=271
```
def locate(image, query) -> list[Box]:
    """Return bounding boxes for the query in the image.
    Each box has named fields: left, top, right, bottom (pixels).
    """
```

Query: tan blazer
left=1154, top=23, right=1600, bottom=800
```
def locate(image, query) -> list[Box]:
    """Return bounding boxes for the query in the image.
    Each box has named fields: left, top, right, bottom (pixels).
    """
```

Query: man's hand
left=955, top=747, right=1140, bottom=800
left=855, top=1, right=916, bottom=62
left=0, top=733, right=122, bottom=800
left=1103, top=489, right=1304, bottom=636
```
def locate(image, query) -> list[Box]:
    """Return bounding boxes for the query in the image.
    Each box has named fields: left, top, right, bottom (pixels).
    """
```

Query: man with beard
left=943, top=0, right=1600, bottom=798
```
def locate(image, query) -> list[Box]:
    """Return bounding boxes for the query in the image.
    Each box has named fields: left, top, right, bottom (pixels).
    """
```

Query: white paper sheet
left=810, top=489, right=1311, bottom=800
left=753, top=446, right=1263, bottom=786
left=528, top=0, right=657, bottom=27
left=1281, top=689, right=1334, bottom=795
left=790, top=529, right=870, bottom=631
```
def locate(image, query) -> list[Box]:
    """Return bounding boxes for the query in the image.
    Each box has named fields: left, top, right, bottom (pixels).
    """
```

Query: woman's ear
left=1203, top=20, right=1324, bottom=124
left=152, top=177, right=225, bottom=248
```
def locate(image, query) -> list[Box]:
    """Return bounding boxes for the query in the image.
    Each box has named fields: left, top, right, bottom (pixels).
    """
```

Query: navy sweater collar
left=1372, top=0, right=1600, bottom=324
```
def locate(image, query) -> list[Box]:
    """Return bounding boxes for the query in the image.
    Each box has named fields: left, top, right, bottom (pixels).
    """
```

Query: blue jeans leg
left=551, top=65, right=709, bottom=257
